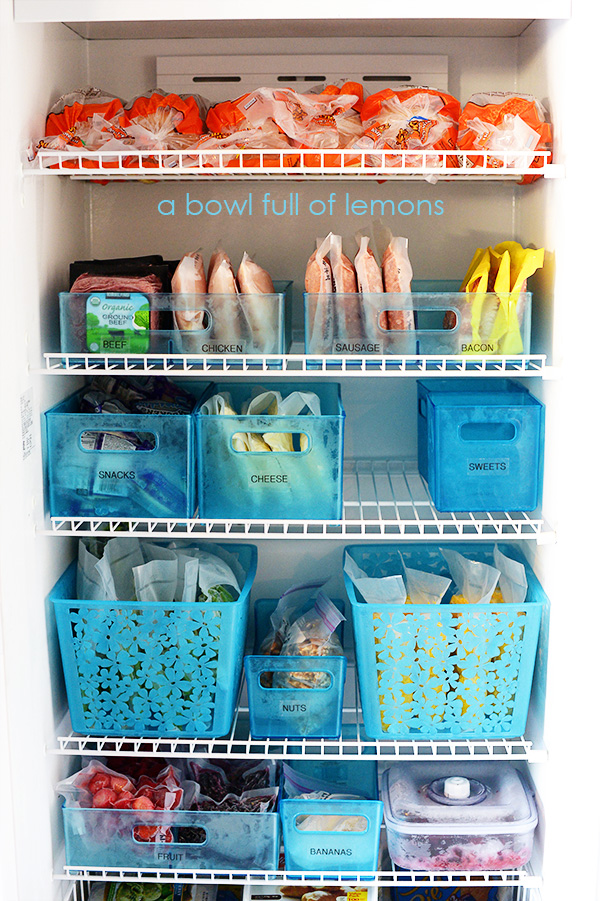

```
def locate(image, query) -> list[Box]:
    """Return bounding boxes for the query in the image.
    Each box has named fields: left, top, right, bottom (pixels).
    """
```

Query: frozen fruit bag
left=382, top=235, right=414, bottom=333
left=443, top=549, right=500, bottom=605
left=329, top=233, right=364, bottom=343
left=275, top=592, right=345, bottom=689
left=458, top=92, right=552, bottom=181
left=187, top=759, right=232, bottom=801
left=402, top=563, right=451, bottom=605
left=344, top=551, right=407, bottom=604
left=56, top=760, right=136, bottom=809
left=353, top=87, right=460, bottom=169
left=305, top=235, right=335, bottom=353
left=236, top=252, right=279, bottom=353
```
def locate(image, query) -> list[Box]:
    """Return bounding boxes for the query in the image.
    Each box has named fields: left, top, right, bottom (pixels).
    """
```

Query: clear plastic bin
left=50, top=543, right=256, bottom=737
left=62, top=805, right=280, bottom=870
left=382, top=762, right=538, bottom=871
left=344, top=543, right=546, bottom=741
left=417, top=379, right=544, bottom=512
left=196, top=382, right=345, bottom=520
left=304, top=280, right=531, bottom=356
left=45, top=387, right=203, bottom=518
left=244, top=598, right=347, bottom=739
left=280, top=760, right=383, bottom=872
left=59, top=282, right=293, bottom=356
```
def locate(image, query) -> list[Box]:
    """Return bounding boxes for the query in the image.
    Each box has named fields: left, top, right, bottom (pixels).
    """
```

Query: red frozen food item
left=355, top=87, right=460, bottom=169
left=382, top=236, right=414, bottom=331
left=457, top=92, right=552, bottom=183
left=354, top=236, right=383, bottom=293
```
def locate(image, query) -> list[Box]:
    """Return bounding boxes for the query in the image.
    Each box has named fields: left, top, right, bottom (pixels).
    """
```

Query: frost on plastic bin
left=62, top=805, right=280, bottom=870
left=245, top=598, right=347, bottom=739
left=417, top=378, right=544, bottom=512
left=50, top=543, right=256, bottom=737
left=45, top=387, right=203, bottom=519
left=59, top=283, right=293, bottom=357
left=304, top=280, right=531, bottom=356
left=344, top=543, right=546, bottom=741
left=382, top=762, right=538, bottom=870
left=280, top=760, right=383, bottom=873
left=196, top=382, right=345, bottom=520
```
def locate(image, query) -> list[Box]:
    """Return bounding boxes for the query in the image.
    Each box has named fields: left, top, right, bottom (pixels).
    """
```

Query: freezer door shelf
left=42, top=351, right=550, bottom=377
left=45, top=460, right=553, bottom=542
left=56, top=864, right=543, bottom=889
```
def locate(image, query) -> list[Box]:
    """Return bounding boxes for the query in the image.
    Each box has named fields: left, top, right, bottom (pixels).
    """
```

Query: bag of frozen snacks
left=273, top=592, right=345, bottom=690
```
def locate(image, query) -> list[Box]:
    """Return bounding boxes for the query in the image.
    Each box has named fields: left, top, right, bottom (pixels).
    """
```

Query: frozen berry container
left=382, top=762, right=538, bottom=871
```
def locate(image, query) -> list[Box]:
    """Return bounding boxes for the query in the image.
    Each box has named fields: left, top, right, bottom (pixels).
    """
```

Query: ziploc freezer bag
left=443, top=548, right=500, bottom=605
left=275, top=591, right=345, bottom=690
left=343, top=551, right=407, bottom=604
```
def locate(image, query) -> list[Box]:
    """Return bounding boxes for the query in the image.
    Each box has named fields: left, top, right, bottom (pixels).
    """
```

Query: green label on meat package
left=86, top=293, right=150, bottom=353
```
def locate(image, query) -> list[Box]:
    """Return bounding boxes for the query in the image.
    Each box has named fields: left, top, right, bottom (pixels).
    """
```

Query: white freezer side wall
left=0, top=17, right=89, bottom=901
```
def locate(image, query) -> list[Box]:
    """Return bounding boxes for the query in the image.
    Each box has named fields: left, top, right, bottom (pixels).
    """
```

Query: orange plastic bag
left=353, top=87, right=460, bottom=169
left=204, top=94, right=295, bottom=168
left=36, top=87, right=128, bottom=170
left=119, top=90, right=207, bottom=167
left=457, top=92, right=552, bottom=183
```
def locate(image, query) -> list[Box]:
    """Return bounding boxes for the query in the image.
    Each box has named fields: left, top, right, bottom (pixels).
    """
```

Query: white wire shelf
left=45, top=460, right=554, bottom=541
left=57, top=865, right=542, bottom=888
left=42, top=352, right=551, bottom=378
left=25, top=148, right=558, bottom=181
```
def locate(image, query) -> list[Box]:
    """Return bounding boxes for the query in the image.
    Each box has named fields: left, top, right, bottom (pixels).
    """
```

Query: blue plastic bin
left=45, top=387, right=204, bottom=519
left=196, top=382, right=345, bottom=520
left=280, top=760, right=382, bottom=872
left=50, top=543, right=256, bottom=737
left=245, top=598, right=347, bottom=739
left=417, top=379, right=544, bottom=511
left=344, top=543, right=547, bottom=740
left=61, top=805, right=279, bottom=870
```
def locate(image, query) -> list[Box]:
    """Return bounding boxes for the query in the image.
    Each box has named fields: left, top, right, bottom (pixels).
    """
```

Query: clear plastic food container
left=382, top=762, right=538, bottom=871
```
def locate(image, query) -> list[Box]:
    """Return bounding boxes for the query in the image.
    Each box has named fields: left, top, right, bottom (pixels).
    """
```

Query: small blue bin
left=50, top=543, right=256, bottom=737
left=61, top=804, right=280, bottom=870
left=280, top=760, right=382, bottom=872
left=245, top=598, right=347, bottom=740
left=344, top=543, right=547, bottom=741
left=45, top=387, right=204, bottom=519
left=196, top=382, right=345, bottom=520
left=417, top=379, right=544, bottom=512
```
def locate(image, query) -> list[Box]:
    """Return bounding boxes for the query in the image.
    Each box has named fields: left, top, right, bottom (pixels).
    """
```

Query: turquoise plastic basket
left=195, top=382, right=345, bottom=520
left=280, top=760, right=382, bottom=872
left=51, top=543, right=256, bottom=737
left=245, top=597, right=347, bottom=739
left=344, top=543, right=546, bottom=740
left=62, top=805, right=280, bottom=870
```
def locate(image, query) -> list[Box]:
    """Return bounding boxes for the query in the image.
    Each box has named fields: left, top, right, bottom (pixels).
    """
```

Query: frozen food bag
left=77, top=538, right=107, bottom=601
left=259, top=580, right=330, bottom=657
left=95, top=536, right=146, bottom=601
left=354, top=235, right=383, bottom=293
left=305, top=235, right=336, bottom=352
left=442, top=548, right=500, bottom=605
left=207, top=250, right=243, bottom=344
left=119, top=90, right=207, bottom=165
left=282, top=763, right=367, bottom=832
left=132, top=545, right=179, bottom=603
left=493, top=546, right=528, bottom=604
left=344, top=551, right=407, bottom=604
left=171, top=249, right=208, bottom=340
left=236, top=252, right=280, bottom=352
left=403, top=564, right=452, bottom=605
left=353, top=87, right=460, bottom=169
left=204, top=94, right=295, bottom=167
left=275, top=592, right=345, bottom=689
left=458, top=91, right=552, bottom=182
left=382, top=235, right=414, bottom=332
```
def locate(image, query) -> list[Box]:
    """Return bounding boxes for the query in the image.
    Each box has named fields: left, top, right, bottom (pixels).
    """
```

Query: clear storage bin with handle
left=304, top=280, right=531, bottom=356
left=50, top=543, right=256, bottom=737
left=59, top=283, right=293, bottom=357
left=196, top=382, right=345, bottom=520
left=244, top=597, right=347, bottom=739
left=382, top=762, right=538, bottom=870
left=344, top=543, right=547, bottom=740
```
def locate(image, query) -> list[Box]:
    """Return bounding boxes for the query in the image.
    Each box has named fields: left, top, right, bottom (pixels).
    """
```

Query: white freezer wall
left=2, top=8, right=600, bottom=901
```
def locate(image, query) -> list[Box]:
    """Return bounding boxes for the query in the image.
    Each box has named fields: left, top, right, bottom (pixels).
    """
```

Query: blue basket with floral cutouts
left=51, top=543, right=256, bottom=737
left=344, top=543, right=547, bottom=741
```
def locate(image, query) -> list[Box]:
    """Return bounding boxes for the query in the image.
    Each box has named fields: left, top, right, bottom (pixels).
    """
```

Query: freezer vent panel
left=156, top=54, right=449, bottom=99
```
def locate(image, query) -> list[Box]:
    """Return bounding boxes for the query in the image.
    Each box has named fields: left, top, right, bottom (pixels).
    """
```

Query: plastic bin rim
left=60, top=801, right=279, bottom=819
left=303, top=290, right=532, bottom=299
left=61, top=281, right=293, bottom=300
left=381, top=769, right=538, bottom=836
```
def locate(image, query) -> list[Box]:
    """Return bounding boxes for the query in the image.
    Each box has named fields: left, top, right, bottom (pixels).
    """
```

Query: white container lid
left=382, top=762, right=538, bottom=836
